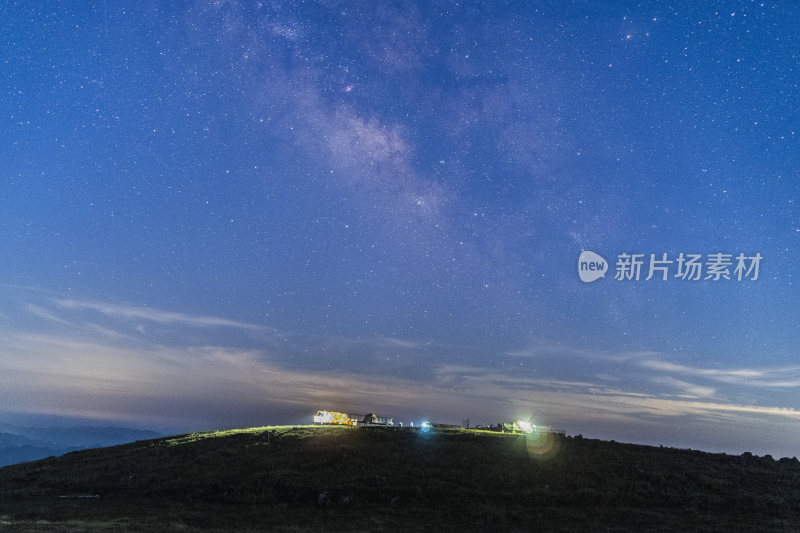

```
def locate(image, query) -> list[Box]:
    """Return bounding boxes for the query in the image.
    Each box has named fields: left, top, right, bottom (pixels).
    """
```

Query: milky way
left=1, top=1, right=798, bottom=457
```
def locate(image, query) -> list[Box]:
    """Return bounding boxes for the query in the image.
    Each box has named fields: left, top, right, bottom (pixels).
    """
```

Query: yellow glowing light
left=313, top=410, right=353, bottom=425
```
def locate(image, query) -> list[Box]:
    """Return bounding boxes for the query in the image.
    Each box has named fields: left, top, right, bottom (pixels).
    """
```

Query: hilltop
left=1, top=425, right=799, bottom=531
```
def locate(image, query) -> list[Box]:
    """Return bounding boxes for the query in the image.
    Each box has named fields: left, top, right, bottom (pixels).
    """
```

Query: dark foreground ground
left=0, top=425, right=799, bottom=531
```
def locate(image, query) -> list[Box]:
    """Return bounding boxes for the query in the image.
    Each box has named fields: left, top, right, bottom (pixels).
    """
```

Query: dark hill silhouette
left=1, top=425, right=798, bottom=531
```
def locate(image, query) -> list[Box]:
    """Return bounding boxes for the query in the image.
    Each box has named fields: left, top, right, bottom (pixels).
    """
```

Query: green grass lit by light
left=162, top=424, right=353, bottom=447
left=159, top=424, right=522, bottom=448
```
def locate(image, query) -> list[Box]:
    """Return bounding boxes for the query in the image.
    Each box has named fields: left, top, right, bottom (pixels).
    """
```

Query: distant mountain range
left=0, top=424, right=161, bottom=467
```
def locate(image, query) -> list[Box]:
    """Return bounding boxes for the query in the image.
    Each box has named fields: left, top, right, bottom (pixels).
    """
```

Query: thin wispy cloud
left=507, top=342, right=800, bottom=392
left=433, top=363, right=800, bottom=423
left=54, top=299, right=265, bottom=331
left=652, top=377, right=717, bottom=399
left=24, top=304, right=72, bottom=326
left=638, top=359, right=800, bottom=389
left=372, top=336, right=425, bottom=349
left=21, top=299, right=790, bottom=439
left=3, top=295, right=800, bottom=457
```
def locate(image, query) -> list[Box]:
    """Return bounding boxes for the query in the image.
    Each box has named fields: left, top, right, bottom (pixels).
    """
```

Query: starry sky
left=2, top=1, right=799, bottom=457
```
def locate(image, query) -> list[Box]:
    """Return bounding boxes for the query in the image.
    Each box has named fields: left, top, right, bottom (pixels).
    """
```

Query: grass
left=0, top=425, right=799, bottom=531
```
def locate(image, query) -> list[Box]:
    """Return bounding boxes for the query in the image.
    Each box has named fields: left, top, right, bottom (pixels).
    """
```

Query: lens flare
left=525, top=431, right=562, bottom=460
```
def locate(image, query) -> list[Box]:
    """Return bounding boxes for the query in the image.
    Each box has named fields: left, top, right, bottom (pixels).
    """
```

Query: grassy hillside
left=1, top=425, right=799, bottom=531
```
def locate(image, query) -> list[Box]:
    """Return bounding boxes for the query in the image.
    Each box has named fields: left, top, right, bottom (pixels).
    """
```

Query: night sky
left=2, top=1, right=799, bottom=457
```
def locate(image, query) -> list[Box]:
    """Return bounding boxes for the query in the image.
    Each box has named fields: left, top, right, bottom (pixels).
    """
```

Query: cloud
left=372, top=336, right=425, bottom=349
left=652, top=376, right=717, bottom=399
left=638, top=358, right=800, bottom=389
left=0, top=327, right=478, bottom=430
left=432, top=363, right=800, bottom=423
left=506, top=344, right=661, bottom=362
left=24, top=304, right=72, bottom=326
left=508, top=341, right=800, bottom=392
left=53, top=299, right=265, bottom=331
left=5, top=325, right=798, bottom=434
left=5, top=292, right=800, bottom=456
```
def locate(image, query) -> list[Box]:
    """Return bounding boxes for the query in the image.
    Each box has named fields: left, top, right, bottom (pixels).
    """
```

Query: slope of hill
left=0, top=425, right=798, bottom=531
